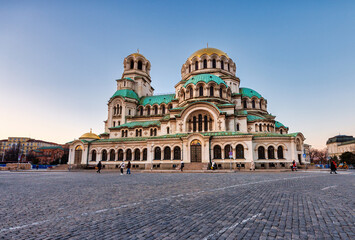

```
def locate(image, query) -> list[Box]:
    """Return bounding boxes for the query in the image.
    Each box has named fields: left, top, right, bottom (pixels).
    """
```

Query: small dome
left=183, top=74, right=228, bottom=88
left=79, top=130, right=100, bottom=140
left=240, top=88, right=263, bottom=99
left=129, top=52, right=147, bottom=59
left=110, top=89, right=139, bottom=101
left=188, top=48, right=229, bottom=60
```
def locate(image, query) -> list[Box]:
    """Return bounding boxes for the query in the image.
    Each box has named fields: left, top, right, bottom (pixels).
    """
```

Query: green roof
left=240, top=88, right=263, bottom=99
left=237, top=110, right=248, bottom=116
left=37, top=146, right=63, bottom=150
left=247, top=115, right=265, bottom=121
left=339, top=139, right=355, bottom=146
left=109, top=120, right=160, bottom=129
left=123, top=77, right=134, bottom=81
left=111, top=89, right=139, bottom=101
left=253, top=132, right=299, bottom=138
left=139, top=94, right=175, bottom=106
left=275, top=121, right=288, bottom=129
left=183, top=74, right=227, bottom=88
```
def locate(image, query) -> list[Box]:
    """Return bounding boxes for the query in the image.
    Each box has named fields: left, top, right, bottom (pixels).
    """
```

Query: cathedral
left=68, top=47, right=306, bottom=170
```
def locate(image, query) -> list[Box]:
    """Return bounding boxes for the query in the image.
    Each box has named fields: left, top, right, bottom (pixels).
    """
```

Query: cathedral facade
left=68, top=48, right=306, bottom=170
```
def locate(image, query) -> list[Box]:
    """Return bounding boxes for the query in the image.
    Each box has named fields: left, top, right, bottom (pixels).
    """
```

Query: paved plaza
left=0, top=170, right=354, bottom=239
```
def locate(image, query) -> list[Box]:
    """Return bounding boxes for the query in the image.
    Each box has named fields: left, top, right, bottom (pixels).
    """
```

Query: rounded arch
left=173, top=146, right=181, bottom=160
left=154, top=146, right=161, bottom=160
left=277, top=146, right=284, bottom=159
left=163, top=146, right=171, bottom=160
left=236, top=144, right=244, bottom=159
left=213, top=145, right=222, bottom=159
left=258, top=146, right=265, bottom=159
left=101, top=149, right=108, bottom=161
left=90, top=149, right=97, bottom=161
left=267, top=146, right=275, bottom=159
left=126, top=149, right=132, bottom=161
left=109, top=149, right=115, bottom=161
left=134, top=148, right=140, bottom=161
left=118, top=149, right=124, bottom=161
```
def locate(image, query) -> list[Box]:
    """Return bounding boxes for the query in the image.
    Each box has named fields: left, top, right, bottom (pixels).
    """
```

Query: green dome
left=183, top=74, right=227, bottom=88
left=275, top=121, right=287, bottom=129
left=240, top=87, right=262, bottom=99
left=111, top=89, right=139, bottom=101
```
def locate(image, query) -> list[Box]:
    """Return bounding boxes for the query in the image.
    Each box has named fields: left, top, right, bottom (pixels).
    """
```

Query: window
left=195, top=61, right=198, bottom=70
left=134, top=149, right=140, bottom=161
left=212, top=59, right=216, bottom=68
left=204, top=115, right=208, bottom=131
left=147, top=106, right=151, bottom=115
left=280, top=129, right=283, bottom=134
left=154, top=128, right=157, bottom=136
left=243, top=100, right=247, bottom=108
left=189, top=88, right=193, bottom=98
left=203, top=59, right=207, bottom=68
left=199, top=86, right=203, bottom=96
left=168, top=104, right=172, bottom=111
left=219, top=88, right=223, bottom=98
left=252, top=100, right=255, bottom=109
left=113, top=121, right=116, bottom=127
left=228, top=63, right=230, bottom=71
left=210, top=86, right=214, bottom=96
left=154, top=147, right=161, bottom=160
left=277, top=146, right=284, bottom=159
left=224, top=145, right=232, bottom=159
left=198, top=114, right=202, bottom=132
left=110, top=149, right=115, bottom=161
left=102, top=150, right=107, bottom=161
left=154, top=106, right=158, bottom=115
left=91, top=150, right=96, bottom=161
left=236, top=144, right=244, bottom=159
left=130, top=60, right=134, bottom=69
left=142, top=148, right=147, bottom=160
left=128, top=109, right=131, bottom=115
left=138, top=60, right=142, bottom=70
left=193, top=116, right=197, bottom=132
left=260, top=101, right=262, bottom=109
left=258, top=146, right=265, bottom=159
left=189, top=64, right=191, bottom=72
left=118, top=149, right=124, bottom=161
left=221, top=60, right=224, bottom=70
left=268, top=146, right=275, bottom=159
left=236, top=123, right=240, bottom=131
left=164, top=147, right=171, bottom=160
left=167, top=127, right=170, bottom=134
left=259, top=125, right=262, bottom=132
left=173, top=146, right=181, bottom=160
left=150, top=129, right=153, bottom=136
left=136, top=129, right=139, bottom=137
left=162, top=105, right=165, bottom=114
left=126, top=149, right=132, bottom=161
left=140, top=107, right=143, bottom=116
left=213, top=145, right=222, bottom=159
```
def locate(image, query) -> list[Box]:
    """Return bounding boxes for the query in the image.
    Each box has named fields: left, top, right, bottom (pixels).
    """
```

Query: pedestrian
left=211, top=161, right=216, bottom=170
left=180, top=160, right=184, bottom=172
left=127, top=161, right=131, bottom=175
left=250, top=161, right=255, bottom=171
left=120, top=161, right=125, bottom=175
left=330, top=160, right=337, bottom=174
left=96, top=161, right=102, bottom=173
left=292, top=160, right=297, bottom=171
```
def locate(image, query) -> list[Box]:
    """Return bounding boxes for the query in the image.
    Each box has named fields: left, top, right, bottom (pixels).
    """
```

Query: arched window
left=243, top=100, right=247, bottom=108
left=212, top=59, right=216, bottom=68
left=173, top=146, right=181, bottom=160
left=219, top=88, right=223, bottom=98
left=150, top=129, right=153, bottom=136
left=236, top=123, right=240, bottom=131
left=154, top=106, right=158, bottom=115
left=277, top=146, right=284, bottom=159
left=189, top=87, right=193, bottom=98
left=213, top=145, right=222, bottom=159
left=167, top=127, right=170, bottom=134
left=296, top=139, right=302, bottom=151
left=113, top=106, right=116, bottom=115
left=164, top=147, right=171, bottom=160
left=113, top=121, right=116, bottom=127
left=162, top=105, right=165, bottom=114
left=195, top=61, right=198, bottom=70
left=140, top=107, right=143, bottom=116
left=147, top=106, right=151, bottom=115
left=259, top=125, right=262, bottom=132
left=268, top=146, right=275, bottom=159
left=204, top=115, right=208, bottom=131
left=189, top=64, right=191, bottom=72
left=154, top=128, right=157, bottom=136
left=203, top=59, right=207, bottom=68
left=138, top=60, right=142, bottom=70
left=91, top=150, right=96, bottom=161
left=118, top=149, right=124, bottom=161
left=142, top=148, right=147, bottom=161
left=134, top=149, right=140, bottom=161
left=130, top=60, right=134, bottom=69
left=110, top=149, right=115, bottom=161
left=236, top=144, right=244, bottom=159
left=260, top=101, right=262, bottom=109
left=224, top=145, right=232, bottom=159
left=154, top=147, right=161, bottom=160
left=168, top=104, right=172, bottom=111
left=210, top=86, right=214, bottom=96
left=252, top=100, right=256, bottom=108
left=102, top=150, right=107, bottom=161
left=199, top=86, right=203, bottom=96
left=126, top=149, right=132, bottom=161
left=221, top=60, right=224, bottom=70
left=119, top=106, right=122, bottom=114
left=258, top=146, right=265, bottom=159
left=280, top=129, right=283, bottom=134
left=193, top=116, right=197, bottom=132
left=198, top=114, right=202, bottom=132
left=228, top=63, right=230, bottom=71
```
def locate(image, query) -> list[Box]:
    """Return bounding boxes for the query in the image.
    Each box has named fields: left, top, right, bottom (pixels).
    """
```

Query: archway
left=74, top=145, right=83, bottom=164
left=190, top=140, right=201, bottom=162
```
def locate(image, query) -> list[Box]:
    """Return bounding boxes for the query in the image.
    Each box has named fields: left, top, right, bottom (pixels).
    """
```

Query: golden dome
left=188, top=48, right=229, bottom=60
left=130, top=52, right=146, bottom=59
left=79, top=130, right=100, bottom=140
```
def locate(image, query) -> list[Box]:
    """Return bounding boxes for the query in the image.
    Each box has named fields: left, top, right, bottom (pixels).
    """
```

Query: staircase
left=184, top=162, right=209, bottom=170
left=49, top=164, right=69, bottom=171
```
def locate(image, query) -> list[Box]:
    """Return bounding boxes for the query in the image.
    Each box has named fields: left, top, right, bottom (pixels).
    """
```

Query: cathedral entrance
left=190, top=140, right=202, bottom=162
left=74, top=145, right=83, bottom=164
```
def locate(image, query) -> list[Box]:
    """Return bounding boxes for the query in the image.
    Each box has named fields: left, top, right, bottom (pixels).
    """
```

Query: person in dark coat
left=127, top=161, right=131, bottom=174
left=330, top=160, right=337, bottom=174
left=97, top=161, right=102, bottom=173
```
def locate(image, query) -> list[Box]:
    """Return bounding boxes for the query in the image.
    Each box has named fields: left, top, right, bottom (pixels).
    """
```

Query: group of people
left=96, top=160, right=131, bottom=175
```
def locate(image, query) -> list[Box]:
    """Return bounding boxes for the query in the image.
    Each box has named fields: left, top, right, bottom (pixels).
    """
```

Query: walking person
left=180, top=160, right=184, bottom=172
left=96, top=161, right=102, bottom=173
left=292, top=160, right=297, bottom=171
left=127, top=161, right=131, bottom=175
left=330, top=160, right=337, bottom=174
left=120, top=161, right=125, bottom=175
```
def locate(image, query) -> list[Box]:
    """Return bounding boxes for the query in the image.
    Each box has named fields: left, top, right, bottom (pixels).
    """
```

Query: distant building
left=31, top=146, right=65, bottom=165
left=326, top=135, right=355, bottom=158
left=303, top=144, right=311, bottom=163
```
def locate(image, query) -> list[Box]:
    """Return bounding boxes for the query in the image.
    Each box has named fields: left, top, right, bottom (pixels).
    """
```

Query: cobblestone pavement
left=0, top=170, right=354, bottom=239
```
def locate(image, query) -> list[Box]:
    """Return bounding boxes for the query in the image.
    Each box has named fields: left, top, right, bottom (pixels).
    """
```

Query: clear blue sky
left=1, top=0, right=354, bottom=149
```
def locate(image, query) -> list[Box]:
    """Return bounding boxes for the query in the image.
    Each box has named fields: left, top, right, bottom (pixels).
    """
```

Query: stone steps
left=183, top=162, right=209, bottom=170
